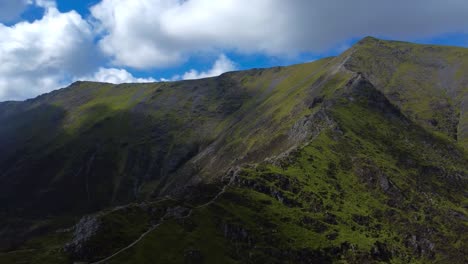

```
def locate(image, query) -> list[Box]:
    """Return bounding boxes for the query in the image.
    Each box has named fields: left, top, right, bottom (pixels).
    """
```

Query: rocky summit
left=0, top=37, right=467, bottom=263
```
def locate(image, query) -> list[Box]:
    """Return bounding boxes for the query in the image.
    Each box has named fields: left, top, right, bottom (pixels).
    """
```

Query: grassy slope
left=344, top=37, right=468, bottom=149
left=0, top=38, right=467, bottom=263
left=0, top=57, right=340, bottom=219
left=99, top=76, right=467, bottom=264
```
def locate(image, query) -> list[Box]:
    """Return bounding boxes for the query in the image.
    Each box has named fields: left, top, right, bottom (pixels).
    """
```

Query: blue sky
left=0, top=0, right=467, bottom=101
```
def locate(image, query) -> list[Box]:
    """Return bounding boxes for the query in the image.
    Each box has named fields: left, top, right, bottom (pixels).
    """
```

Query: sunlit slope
left=0, top=37, right=467, bottom=264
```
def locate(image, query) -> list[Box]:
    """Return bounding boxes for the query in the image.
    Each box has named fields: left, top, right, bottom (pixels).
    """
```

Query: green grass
left=345, top=37, right=468, bottom=149
left=1, top=37, right=467, bottom=264
left=97, top=76, right=467, bottom=263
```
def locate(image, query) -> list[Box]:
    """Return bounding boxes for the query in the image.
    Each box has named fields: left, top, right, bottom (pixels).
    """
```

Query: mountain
left=0, top=37, right=467, bottom=264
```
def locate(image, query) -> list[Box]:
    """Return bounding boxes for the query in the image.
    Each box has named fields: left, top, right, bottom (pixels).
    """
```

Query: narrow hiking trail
left=90, top=178, right=234, bottom=264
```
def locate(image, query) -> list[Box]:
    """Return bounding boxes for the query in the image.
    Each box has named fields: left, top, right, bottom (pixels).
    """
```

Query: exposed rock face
left=234, top=173, right=302, bottom=208
left=165, top=206, right=191, bottom=218
left=64, top=215, right=101, bottom=258
left=354, top=162, right=396, bottom=193
left=288, top=109, right=336, bottom=145
left=405, top=234, right=435, bottom=259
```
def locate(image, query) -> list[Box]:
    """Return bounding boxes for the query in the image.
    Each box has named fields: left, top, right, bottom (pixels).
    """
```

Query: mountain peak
left=359, top=36, right=380, bottom=42
left=357, top=36, right=380, bottom=44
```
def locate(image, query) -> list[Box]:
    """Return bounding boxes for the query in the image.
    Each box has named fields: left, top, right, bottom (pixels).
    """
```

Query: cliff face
left=0, top=37, right=467, bottom=264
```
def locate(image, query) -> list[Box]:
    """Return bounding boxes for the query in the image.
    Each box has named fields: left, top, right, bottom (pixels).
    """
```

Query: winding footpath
left=90, top=178, right=234, bottom=264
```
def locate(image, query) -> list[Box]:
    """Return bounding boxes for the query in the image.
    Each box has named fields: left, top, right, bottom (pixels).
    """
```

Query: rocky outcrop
left=234, top=173, right=302, bottom=208
left=64, top=215, right=101, bottom=259
left=405, top=234, right=435, bottom=259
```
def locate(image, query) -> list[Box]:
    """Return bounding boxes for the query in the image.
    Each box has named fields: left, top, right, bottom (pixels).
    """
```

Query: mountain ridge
left=0, top=37, right=467, bottom=263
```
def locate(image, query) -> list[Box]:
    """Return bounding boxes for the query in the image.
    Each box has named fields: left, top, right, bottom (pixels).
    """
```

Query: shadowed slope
left=0, top=37, right=467, bottom=264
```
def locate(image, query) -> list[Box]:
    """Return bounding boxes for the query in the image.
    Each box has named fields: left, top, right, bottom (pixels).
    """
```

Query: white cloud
left=90, top=0, right=468, bottom=69
left=0, top=3, right=100, bottom=101
left=0, top=0, right=30, bottom=22
left=90, top=0, right=285, bottom=69
left=90, top=0, right=185, bottom=69
left=78, top=67, right=156, bottom=84
left=181, top=54, right=236, bottom=80
left=2, top=0, right=468, bottom=101
left=35, top=0, right=56, bottom=9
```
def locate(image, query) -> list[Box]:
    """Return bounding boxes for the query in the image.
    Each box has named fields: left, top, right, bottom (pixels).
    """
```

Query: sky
left=0, top=0, right=467, bottom=102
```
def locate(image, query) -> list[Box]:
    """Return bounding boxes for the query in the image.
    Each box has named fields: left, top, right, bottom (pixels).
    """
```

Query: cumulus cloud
left=90, top=0, right=468, bottom=69
left=0, top=3, right=100, bottom=101
left=90, top=0, right=285, bottom=68
left=0, top=0, right=30, bottom=22
left=78, top=68, right=156, bottom=84
left=2, top=0, right=468, bottom=101
left=35, top=0, right=56, bottom=9
left=181, top=54, right=237, bottom=80
left=90, top=0, right=185, bottom=69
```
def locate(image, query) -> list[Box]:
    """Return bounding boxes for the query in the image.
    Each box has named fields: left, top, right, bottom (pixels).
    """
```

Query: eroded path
left=90, top=179, right=234, bottom=264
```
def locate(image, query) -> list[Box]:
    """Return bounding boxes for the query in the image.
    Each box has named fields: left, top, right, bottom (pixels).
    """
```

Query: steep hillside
left=344, top=37, right=468, bottom=146
left=0, top=37, right=467, bottom=264
left=0, top=57, right=344, bottom=218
